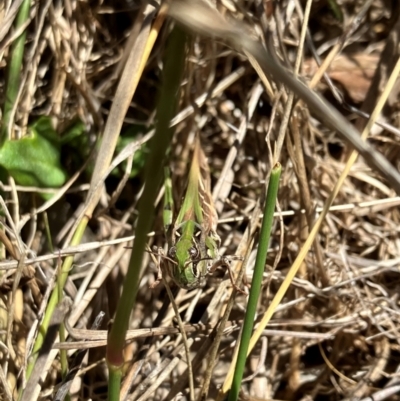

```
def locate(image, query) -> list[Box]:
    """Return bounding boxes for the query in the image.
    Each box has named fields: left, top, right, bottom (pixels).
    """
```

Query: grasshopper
left=161, top=137, right=229, bottom=290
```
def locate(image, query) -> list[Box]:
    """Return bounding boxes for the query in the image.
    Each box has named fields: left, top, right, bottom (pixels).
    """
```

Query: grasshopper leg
left=149, top=246, right=165, bottom=289
left=209, top=256, right=247, bottom=294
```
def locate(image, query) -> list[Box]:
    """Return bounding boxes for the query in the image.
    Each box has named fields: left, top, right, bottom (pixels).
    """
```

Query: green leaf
left=60, top=119, right=86, bottom=145
left=0, top=116, right=67, bottom=188
left=112, top=124, right=150, bottom=178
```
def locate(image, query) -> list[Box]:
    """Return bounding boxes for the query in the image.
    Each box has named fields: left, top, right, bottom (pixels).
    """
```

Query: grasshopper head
left=167, top=238, right=207, bottom=290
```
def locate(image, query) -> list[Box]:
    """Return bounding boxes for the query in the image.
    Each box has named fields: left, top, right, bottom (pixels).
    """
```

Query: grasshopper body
left=164, top=138, right=222, bottom=289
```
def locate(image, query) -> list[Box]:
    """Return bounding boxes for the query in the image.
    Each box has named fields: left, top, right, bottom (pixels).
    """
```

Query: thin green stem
left=106, top=25, right=187, bottom=400
left=57, top=259, right=68, bottom=392
left=108, top=366, right=122, bottom=401
left=229, top=163, right=281, bottom=401
left=2, top=0, right=30, bottom=141
left=25, top=220, right=87, bottom=381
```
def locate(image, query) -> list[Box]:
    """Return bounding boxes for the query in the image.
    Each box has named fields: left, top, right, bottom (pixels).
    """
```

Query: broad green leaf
left=0, top=116, right=67, bottom=188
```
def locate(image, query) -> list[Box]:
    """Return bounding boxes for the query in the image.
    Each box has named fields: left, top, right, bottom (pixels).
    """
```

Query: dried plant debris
left=1, top=1, right=400, bottom=401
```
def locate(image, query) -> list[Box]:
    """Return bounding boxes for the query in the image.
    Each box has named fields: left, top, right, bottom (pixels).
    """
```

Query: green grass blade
left=24, top=224, right=86, bottom=383
left=106, top=24, right=187, bottom=400
left=163, top=166, right=174, bottom=232
left=1, top=0, right=30, bottom=141
left=229, top=163, right=282, bottom=401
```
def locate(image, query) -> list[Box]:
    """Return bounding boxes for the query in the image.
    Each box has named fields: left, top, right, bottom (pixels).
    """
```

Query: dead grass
left=1, top=1, right=400, bottom=400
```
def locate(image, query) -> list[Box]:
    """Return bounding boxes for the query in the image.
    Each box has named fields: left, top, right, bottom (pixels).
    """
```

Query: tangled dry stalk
left=1, top=1, right=400, bottom=400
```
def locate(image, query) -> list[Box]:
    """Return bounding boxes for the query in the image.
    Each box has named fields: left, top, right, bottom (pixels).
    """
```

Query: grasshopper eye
left=189, top=247, right=199, bottom=259
left=168, top=247, right=177, bottom=258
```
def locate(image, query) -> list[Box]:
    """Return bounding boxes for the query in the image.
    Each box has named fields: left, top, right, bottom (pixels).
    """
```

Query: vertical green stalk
left=327, top=0, right=343, bottom=21
left=24, top=221, right=87, bottom=385
left=106, top=25, right=187, bottom=400
left=229, top=163, right=281, bottom=401
left=2, top=0, right=31, bottom=141
left=57, top=260, right=69, bottom=399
